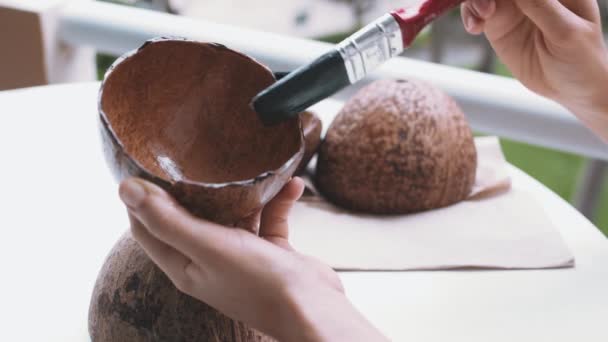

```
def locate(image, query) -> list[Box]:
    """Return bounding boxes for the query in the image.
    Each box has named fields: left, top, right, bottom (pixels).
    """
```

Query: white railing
left=56, top=0, right=606, bottom=160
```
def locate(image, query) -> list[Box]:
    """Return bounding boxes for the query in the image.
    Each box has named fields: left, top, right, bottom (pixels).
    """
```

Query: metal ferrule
left=336, top=14, right=405, bottom=84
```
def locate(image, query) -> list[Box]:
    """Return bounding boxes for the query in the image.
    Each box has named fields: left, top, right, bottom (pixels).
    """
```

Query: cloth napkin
left=289, top=137, right=575, bottom=271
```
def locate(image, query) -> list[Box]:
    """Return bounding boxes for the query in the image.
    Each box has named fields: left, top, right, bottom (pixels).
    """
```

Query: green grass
left=494, top=61, right=512, bottom=77
left=316, top=31, right=355, bottom=44
left=96, top=54, right=117, bottom=80
left=500, top=139, right=586, bottom=200
left=502, top=140, right=608, bottom=237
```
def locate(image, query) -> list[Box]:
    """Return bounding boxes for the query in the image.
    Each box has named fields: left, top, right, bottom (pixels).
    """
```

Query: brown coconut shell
left=89, top=233, right=275, bottom=342
left=315, top=79, right=477, bottom=214
left=296, top=111, right=323, bottom=174
left=99, top=38, right=304, bottom=227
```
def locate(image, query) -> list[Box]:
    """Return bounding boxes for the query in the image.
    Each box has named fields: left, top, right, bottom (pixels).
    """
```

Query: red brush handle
left=391, top=0, right=465, bottom=47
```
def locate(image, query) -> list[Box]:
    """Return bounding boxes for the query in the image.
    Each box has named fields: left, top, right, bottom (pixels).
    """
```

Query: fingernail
left=472, top=0, right=492, bottom=18
left=119, top=179, right=147, bottom=208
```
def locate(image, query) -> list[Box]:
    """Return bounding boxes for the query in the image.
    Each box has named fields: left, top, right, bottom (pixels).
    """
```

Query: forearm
left=562, top=71, right=608, bottom=144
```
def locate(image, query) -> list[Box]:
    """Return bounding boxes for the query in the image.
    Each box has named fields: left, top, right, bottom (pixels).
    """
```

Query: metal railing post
left=575, top=160, right=608, bottom=219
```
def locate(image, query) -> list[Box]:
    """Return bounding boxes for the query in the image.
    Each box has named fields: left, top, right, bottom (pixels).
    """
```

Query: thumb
left=259, top=177, right=305, bottom=244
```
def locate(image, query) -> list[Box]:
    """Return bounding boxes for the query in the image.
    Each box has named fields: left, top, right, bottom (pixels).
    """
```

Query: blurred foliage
left=317, top=28, right=431, bottom=48
left=500, top=139, right=608, bottom=237
left=328, top=0, right=377, bottom=27
left=500, top=140, right=586, bottom=200
left=316, top=31, right=355, bottom=44
left=493, top=61, right=513, bottom=78
left=96, top=54, right=117, bottom=80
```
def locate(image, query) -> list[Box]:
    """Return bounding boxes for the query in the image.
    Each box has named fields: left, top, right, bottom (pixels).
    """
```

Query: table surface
left=0, top=83, right=607, bottom=342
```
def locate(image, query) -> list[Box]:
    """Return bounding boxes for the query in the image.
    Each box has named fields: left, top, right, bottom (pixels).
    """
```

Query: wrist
left=558, top=60, right=608, bottom=143
left=561, top=58, right=608, bottom=118
left=277, top=282, right=389, bottom=342
left=274, top=283, right=343, bottom=342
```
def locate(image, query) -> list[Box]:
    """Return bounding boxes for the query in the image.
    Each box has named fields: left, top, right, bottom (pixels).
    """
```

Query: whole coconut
left=315, top=79, right=477, bottom=214
left=89, top=233, right=274, bottom=342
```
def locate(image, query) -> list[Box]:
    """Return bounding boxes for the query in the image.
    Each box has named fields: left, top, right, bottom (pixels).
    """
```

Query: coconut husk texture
left=89, top=233, right=275, bottom=342
left=316, top=79, right=477, bottom=214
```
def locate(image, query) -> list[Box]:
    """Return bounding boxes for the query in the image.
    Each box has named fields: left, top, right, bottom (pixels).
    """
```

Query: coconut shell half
left=89, top=233, right=274, bottom=342
left=99, top=38, right=304, bottom=226
left=315, top=79, right=477, bottom=214
left=296, top=111, right=323, bottom=174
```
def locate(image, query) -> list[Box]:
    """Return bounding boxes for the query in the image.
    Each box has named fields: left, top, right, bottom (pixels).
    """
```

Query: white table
left=0, top=83, right=607, bottom=341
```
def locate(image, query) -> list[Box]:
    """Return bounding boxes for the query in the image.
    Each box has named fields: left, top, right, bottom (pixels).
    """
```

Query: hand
left=462, top=0, right=608, bottom=141
left=118, top=177, right=388, bottom=342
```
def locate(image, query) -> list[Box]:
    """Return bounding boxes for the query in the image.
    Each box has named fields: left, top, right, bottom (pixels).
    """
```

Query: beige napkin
left=289, top=137, right=575, bottom=271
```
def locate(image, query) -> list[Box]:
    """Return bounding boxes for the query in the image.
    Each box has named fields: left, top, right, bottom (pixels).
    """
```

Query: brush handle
left=336, top=0, right=464, bottom=84
left=391, top=0, right=466, bottom=47
left=252, top=0, right=464, bottom=125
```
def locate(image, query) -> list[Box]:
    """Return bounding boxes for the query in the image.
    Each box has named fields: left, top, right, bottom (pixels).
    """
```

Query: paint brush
left=252, top=0, right=465, bottom=125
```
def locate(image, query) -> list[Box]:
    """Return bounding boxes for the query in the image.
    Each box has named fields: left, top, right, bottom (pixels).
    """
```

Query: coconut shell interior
left=100, top=39, right=301, bottom=184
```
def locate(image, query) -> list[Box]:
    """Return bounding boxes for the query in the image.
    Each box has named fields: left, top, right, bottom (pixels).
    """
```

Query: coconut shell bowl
left=99, top=37, right=304, bottom=228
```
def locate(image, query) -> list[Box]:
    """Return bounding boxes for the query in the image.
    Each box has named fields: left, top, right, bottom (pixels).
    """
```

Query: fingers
left=462, top=0, right=496, bottom=34
left=558, top=0, right=601, bottom=24
left=463, top=0, right=600, bottom=42
left=119, top=178, right=220, bottom=260
left=128, top=213, right=197, bottom=291
left=259, top=177, right=305, bottom=245
left=514, top=0, right=582, bottom=40
left=235, top=211, right=262, bottom=234
left=461, top=4, right=484, bottom=35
